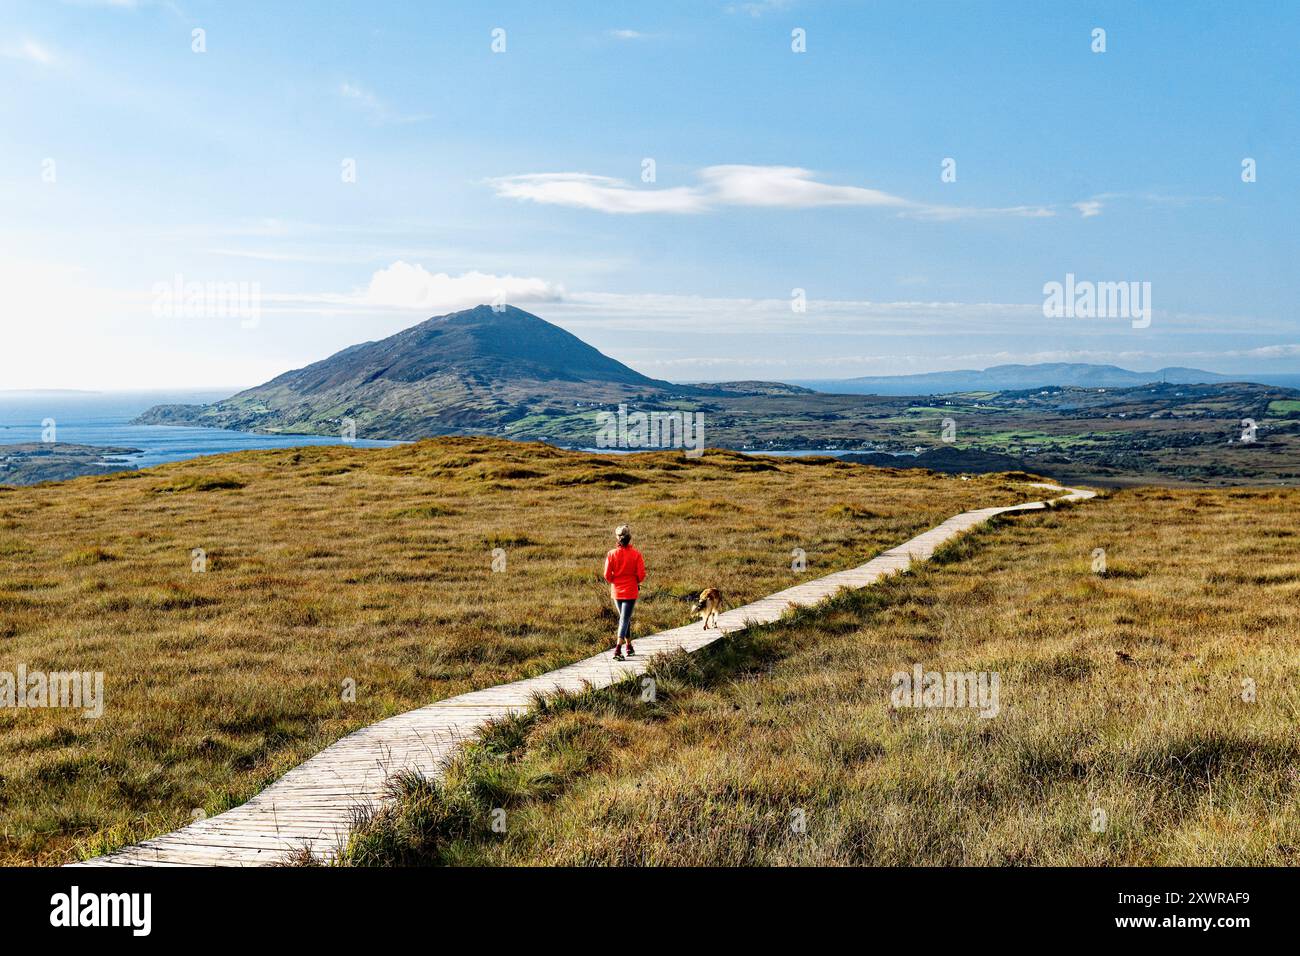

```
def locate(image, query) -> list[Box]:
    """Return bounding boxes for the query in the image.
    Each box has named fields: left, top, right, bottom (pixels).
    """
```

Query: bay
left=0, top=391, right=402, bottom=469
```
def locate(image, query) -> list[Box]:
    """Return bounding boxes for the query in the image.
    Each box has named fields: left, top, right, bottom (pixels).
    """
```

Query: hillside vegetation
left=336, top=485, right=1300, bottom=866
left=0, top=438, right=1038, bottom=864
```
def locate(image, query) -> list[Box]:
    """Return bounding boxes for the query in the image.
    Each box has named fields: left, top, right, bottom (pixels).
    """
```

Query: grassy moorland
left=337, top=485, right=1300, bottom=866
left=0, top=437, right=1040, bottom=865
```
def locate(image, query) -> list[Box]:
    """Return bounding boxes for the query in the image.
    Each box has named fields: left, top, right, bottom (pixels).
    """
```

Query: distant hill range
left=797, top=363, right=1239, bottom=395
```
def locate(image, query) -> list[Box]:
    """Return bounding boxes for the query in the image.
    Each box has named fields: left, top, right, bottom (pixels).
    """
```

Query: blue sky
left=2, top=0, right=1297, bottom=389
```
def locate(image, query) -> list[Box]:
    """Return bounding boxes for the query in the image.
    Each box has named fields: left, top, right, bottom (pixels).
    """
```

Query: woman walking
left=603, top=524, right=646, bottom=660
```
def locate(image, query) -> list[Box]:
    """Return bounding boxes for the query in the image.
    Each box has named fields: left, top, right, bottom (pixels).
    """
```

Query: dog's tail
left=693, top=587, right=721, bottom=613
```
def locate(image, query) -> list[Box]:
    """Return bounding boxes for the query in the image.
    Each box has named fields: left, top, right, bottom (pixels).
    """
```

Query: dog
left=691, top=587, right=724, bottom=629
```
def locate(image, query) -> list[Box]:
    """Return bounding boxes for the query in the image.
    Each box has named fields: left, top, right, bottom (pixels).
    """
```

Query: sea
left=0, top=391, right=402, bottom=470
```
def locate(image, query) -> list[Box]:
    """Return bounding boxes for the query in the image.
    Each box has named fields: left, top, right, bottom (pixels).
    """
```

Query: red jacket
left=604, top=544, right=646, bottom=600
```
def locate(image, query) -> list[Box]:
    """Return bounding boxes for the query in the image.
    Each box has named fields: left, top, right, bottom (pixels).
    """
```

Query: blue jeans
left=616, top=599, right=636, bottom=640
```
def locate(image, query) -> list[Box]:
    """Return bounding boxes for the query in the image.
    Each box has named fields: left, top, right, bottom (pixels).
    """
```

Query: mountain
left=797, top=363, right=1238, bottom=396
left=136, top=306, right=692, bottom=439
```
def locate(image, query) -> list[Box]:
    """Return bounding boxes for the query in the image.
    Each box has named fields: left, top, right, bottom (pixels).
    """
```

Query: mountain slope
left=273, top=304, right=664, bottom=391
left=136, top=306, right=684, bottom=439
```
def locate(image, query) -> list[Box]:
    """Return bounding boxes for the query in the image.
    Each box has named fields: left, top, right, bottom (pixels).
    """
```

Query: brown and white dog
left=692, top=587, right=724, bottom=629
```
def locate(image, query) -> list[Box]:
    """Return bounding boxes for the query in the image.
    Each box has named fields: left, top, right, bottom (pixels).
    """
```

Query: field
left=338, top=485, right=1300, bottom=866
left=492, top=381, right=1300, bottom=486
left=0, top=438, right=1039, bottom=865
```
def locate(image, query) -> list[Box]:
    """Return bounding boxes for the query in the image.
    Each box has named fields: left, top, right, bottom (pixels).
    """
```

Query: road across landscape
left=72, top=482, right=1096, bottom=866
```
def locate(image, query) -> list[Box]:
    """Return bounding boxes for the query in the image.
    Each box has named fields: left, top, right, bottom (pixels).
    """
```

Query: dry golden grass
left=0, top=437, right=1037, bottom=865
left=342, top=485, right=1300, bottom=866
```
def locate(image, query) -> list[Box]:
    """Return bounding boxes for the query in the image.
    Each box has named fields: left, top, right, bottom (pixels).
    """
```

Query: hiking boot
left=625, top=643, right=636, bottom=657
left=612, top=648, right=625, bottom=661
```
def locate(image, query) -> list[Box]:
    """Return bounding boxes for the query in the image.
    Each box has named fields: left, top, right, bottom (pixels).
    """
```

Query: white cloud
left=58, top=0, right=187, bottom=12
left=607, top=29, right=645, bottom=39
left=490, top=173, right=709, bottom=214
left=208, top=247, right=354, bottom=264
left=1074, top=200, right=1104, bottom=218
left=1228, top=344, right=1300, bottom=359
left=359, top=261, right=565, bottom=311
left=699, top=165, right=908, bottom=209
left=910, top=202, right=1055, bottom=221
left=252, top=278, right=1046, bottom=335
left=726, top=0, right=794, bottom=16
left=547, top=290, right=1043, bottom=336
left=491, top=165, right=1055, bottom=219
left=3, top=38, right=57, bottom=66
left=339, top=81, right=429, bottom=125
left=1093, top=191, right=1223, bottom=208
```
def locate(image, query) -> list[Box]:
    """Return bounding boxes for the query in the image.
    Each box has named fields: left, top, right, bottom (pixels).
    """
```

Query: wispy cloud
left=490, top=173, right=708, bottom=214
left=700, top=165, right=909, bottom=209
left=207, top=248, right=360, bottom=264
left=57, top=0, right=187, bottom=14
left=491, top=164, right=1055, bottom=219
left=907, top=201, right=1055, bottom=221
left=339, top=81, right=430, bottom=125
left=554, top=291, right=1043, bottom=334
left=607, top=29, right=646, bottom=40
left=1228, top=343, right=1300, bottom=359
left=726, top=0, right=795, bottom=17
left=256, top=268, right=1046, bottom=332
left=1072, top=191, right=1223, bottom=218
left=3, top=37, right=58, bottom=66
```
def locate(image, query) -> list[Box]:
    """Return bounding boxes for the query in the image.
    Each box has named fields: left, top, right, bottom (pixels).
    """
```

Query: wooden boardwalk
left=72, top=482, right=1094, bottom=867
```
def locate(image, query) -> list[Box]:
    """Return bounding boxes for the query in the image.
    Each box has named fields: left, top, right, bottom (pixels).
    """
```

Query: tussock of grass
left=493, top=468, right=546, bottom=481
left=63, top=547, right=120, bottom=566
left=386, top=503, right=458, bottom=520
left=481, top=533, right=535, bottom=549
left=823, top=504, right=880, bottom=520
left=153, top=474, right=246, bottom=493
left=552, top=469, right=647, bottom=487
